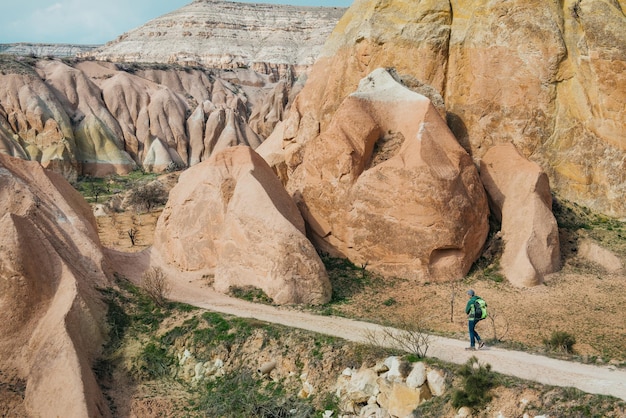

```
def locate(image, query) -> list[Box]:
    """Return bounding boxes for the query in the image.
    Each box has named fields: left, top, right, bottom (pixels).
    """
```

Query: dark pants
left=468, top=319, right=481, bottom=347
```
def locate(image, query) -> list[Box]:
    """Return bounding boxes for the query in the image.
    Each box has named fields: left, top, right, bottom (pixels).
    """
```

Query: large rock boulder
left=480, top=143, right=560, bottom=287
left=0, top=154, right=111, bottom=416
left=153, top=145, right=331, bottom=304
left=287, top=68, right=489, bottom=282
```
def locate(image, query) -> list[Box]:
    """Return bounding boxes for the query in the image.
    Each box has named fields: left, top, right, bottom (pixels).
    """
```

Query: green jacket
left=465, top=295, right=480, bottom=320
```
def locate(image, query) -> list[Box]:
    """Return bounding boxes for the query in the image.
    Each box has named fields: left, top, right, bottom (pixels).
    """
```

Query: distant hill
left=0, top=43, right=100, bottom=58
left=81, top=0, right=346, bottom=69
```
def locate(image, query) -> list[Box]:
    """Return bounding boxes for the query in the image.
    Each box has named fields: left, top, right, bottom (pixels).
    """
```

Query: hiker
left=465, top=289, right=485, bottom=351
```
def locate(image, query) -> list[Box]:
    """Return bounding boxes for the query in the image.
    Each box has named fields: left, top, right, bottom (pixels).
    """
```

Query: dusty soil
left=96, top=206, right=626, bottom=416
left=98, top=208, right=626, bottom=364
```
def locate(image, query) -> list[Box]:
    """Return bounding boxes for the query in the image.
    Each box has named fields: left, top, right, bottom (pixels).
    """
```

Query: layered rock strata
left=286, top=68, right=489, bottom=282
left=0, top=43, right=99, bottom=58
left=85, top=0, right=346, bottom=75
left=153, top=145, right=331, bottom=305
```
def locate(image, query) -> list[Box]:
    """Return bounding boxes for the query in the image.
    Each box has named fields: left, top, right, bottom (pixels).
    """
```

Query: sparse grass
left=73, top=171, right=160, bottom=204
left=112, top=273, right=171, bottom=333
left=198, top=369, right=315, bottom=418
left=553, top=197, right=626, bottom=257
left=96, top=274, right=626, bottom=417
left=135, top=341, right=173, bottom=379
left=320, top=254, right=375, bottom=303
left=0, top=54, right=38, bottom=75
left=543, top=331, right=577, bottom=354
left=229, top=285, right=274, bottom=304
left=531, top=386, right=626, bottom=418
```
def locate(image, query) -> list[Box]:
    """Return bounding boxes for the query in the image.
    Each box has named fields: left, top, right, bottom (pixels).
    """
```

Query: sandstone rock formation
left=446, top=0, right=626, bottom=219
left=84, top=0, right=346, bottom=74
left=3, top=0, right=624, bottom=221
left=480, top=143, right=560, bottom=287
left=0, top=57, right=296, bottom=178
left=0, top=60, right=79, bottom=181
left=153, top=145, right=331, bottom=305
left=286, top=68, right=489, bottom=282
left=36, top=60, right=137, bottom=176
left=578, top=238, right=624, bottom=273
left=0, top=154, right=110, bottom=416
left=283, top=0, right=626, bottom=219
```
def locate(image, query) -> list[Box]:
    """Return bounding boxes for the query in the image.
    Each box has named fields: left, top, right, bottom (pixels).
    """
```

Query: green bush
left=452, top=356, right=495, bottom=409
left=543, top=331, right=576, bottom=354
left=199, top=369, right=315, bottom=417
left=136, top=342, right=172, bottom=379
left=229, top=285, right=273, bottom=304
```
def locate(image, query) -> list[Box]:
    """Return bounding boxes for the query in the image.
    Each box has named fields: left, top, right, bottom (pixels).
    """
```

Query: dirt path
left=166, top=274, right=626, bottom=402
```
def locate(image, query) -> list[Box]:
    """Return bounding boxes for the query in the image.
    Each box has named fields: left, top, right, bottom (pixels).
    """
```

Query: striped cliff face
left=81, top=1, right=346, bottom=71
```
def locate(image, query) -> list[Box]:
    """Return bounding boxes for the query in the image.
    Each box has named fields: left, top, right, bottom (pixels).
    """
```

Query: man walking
left=465, top=289, right=485, bottom=350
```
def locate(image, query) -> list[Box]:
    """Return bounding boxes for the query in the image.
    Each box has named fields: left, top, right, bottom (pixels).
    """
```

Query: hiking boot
left=465, top=346, right=476, bottom=351
left=478, top=341, right=485, bottom=349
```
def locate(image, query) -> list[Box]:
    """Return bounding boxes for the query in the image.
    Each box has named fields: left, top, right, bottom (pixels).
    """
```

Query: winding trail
left=167, top=274, right=626, bottom=402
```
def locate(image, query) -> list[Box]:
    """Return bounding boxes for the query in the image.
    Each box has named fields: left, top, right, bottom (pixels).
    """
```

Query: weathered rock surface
left=0, top=63, right=79, bottom=181
left=0, top=154, right=110, bottom=416
left=446, top=0, right=626, bottom=219
left=0, top=57, right=295, bottom=178
left=283, top=0, right=626, bottom=218
left=578, top=238, right=624, bottom=273
left=336, top=357, right=442, bottom=417
left=3, top=0, right=624, bottom=220
left=286, top=68, right=489, bottom=282
left=0, top=43, right=99, bottom=58
left=84, top=0, right=346, bottom=72
left=284, top=0, right=452, bottom=146
left=480, top=143, right=560, bottom=287
left=36, top=60, right=137, bottom=176
left=153, top=145, right=331, bottom=304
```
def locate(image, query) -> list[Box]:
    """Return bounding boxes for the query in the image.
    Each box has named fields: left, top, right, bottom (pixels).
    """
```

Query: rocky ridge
left=0, top=43, right=99, bottom=58
left=0, top=154, right=110, bottom=417
left=0, top=57, right=295, bottom=180
left=83, top=0, right=346, bottom=72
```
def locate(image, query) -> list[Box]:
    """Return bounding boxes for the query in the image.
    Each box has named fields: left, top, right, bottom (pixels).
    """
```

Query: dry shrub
left=364, top=315, right=431, bottom=359
left=141, top=267, right=171, bottom=306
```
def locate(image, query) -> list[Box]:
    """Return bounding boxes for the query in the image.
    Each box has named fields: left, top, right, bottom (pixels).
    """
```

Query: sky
left=0, top=0, right=353, bottom=45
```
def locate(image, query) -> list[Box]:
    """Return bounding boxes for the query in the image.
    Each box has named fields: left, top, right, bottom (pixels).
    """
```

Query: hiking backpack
left=474, top=297, right=488, bottom=320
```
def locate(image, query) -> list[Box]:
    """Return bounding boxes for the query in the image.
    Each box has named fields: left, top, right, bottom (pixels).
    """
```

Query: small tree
left=452, top=356, right=496, bottom=410
left=141, top=267, right=171, bottom=307
left=127, top=228, right=138, bottom=246
left=126, top=181, right=168, bottom=213
left=487, top=307, right=509, bottom=343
